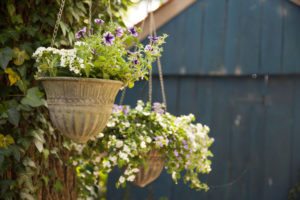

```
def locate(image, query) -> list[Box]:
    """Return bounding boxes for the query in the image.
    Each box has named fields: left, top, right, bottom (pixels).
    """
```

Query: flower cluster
left=71, top=100, right=214, bottom=192
left=33, top=19, right=167, bottom=87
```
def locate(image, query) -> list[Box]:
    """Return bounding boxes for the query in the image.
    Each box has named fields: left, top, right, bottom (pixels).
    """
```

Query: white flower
left=103, top=160, right=111, bottom=168
left=123, top=145, right=130, bottom=153
left=72, top=161, right=78, bottom=166
left=172, top=171, right=177, bottom=180
left=119, top=152, right=129, bottom=161
left=127, top=175, right=136, bottom=182
left=132, top=168, right=139, bottom=173
left=107, top=121, right=116, bottom=127
left=109, top=156, right=117, bottom=164
left=140, top=141, right=146, bottom=148
left=98, top=133, right=104, bottom=138
left=119, top=176, right=125, bottom=184
left=116, top=140, right=124, bottom=148
left=135, top=105, right=143, bottom=112
left=146, top=137, right=152, bottom=143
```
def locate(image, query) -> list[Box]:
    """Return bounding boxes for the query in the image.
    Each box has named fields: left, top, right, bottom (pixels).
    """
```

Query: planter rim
left=37, top=76, right=123, bottom=86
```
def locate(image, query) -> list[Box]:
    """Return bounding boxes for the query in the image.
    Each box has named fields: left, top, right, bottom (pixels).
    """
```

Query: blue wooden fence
left=108, top=0, right=300, bottom=199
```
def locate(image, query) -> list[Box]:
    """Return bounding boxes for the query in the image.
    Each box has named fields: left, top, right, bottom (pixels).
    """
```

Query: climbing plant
left=0, top=0, right=134, bottom=199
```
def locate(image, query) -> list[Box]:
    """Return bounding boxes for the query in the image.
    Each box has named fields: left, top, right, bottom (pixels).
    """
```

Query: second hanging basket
left=133, top=150, right=165, bottom=187
left=40, top=77, right=122, bottom=143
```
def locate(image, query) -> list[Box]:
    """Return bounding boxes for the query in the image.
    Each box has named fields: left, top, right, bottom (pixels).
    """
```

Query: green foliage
left=33, top=22, right=167, bottom=88
left=71, top=101, right=214, bottom=197
left=0, top=0, right=135, bottom=199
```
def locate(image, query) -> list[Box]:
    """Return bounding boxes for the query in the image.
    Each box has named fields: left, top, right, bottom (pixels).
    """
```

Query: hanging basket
left=39, top=77, right=123, bottom=143
left=133, top=150, right=164, bottom=187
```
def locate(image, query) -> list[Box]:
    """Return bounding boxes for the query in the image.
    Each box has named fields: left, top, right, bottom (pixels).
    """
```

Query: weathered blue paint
left=157, top=0, right=300, bottom=75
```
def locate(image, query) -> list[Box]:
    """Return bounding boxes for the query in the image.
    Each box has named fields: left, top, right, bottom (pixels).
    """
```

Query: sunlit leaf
left=4, top=68, right=20, bottom=86
left=13, top=48, right=30, bottom=66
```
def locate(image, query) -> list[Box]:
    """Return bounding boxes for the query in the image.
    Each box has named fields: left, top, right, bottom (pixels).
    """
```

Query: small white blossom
left=127, top=175, right=136, bottom=182
left=116, top=140, right=124, bottom=148
left=140, top=141, right=146, bottom=148
left=119, top=176, right=125, bottom=184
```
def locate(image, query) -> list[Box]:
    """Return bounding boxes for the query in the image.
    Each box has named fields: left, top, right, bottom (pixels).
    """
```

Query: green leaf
left=7, top=108, right=20, bottom=126
left=20, top=192, right=35, bottom=200
left=34, top=139, right=43, bottom=153
left=10, top=145, right=20, bottom=161
left=0, top=47, right=13, bottom=69
left=21, top=87, right=45, bottom=107
left=54, top=180, right=63, bottom=192
left=6, top=2, right=15, bottom=17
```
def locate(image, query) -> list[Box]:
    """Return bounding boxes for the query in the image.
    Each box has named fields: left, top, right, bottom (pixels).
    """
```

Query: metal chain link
left=108, top=0, right=113, bottom=21
left=51, top=0, right=66, bottom=47
left=148, top=69, right=153, bottom=104
left=88, top=0, right=92, bottom=36
left=157, top=57, right=167, bottom=109
left=149, top=8, right=168, bottom=110
left=119, top=2, right=148, bottom=105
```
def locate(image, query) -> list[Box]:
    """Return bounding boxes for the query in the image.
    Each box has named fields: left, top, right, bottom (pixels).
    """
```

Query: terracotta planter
left=39, top=77, right=122, bottom=143
left=133, top=150, right=164, bottom=187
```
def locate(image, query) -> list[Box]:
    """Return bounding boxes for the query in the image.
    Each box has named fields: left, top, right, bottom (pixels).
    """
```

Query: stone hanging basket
left=133, top=150, right=164, bottom=187
left=39, top=77, right=123, bottom=143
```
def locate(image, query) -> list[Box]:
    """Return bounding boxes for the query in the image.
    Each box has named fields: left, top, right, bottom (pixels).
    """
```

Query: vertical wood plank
left=238, top=0, right=262, bottom=74
left=224, top=0, right=242, bottom=74
left=282, top=1, right=300, bottom=73
left=260, top=0, right=284, bottom=73
left=201, top=0, right=227, bottom=74
left=262, top=78, right=293, bottom=200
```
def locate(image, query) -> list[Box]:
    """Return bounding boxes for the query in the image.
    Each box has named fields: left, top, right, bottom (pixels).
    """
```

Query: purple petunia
left=94, top=18, right=104, bottom=25
left=115, top=27, right=124, bottom=37
left=152, top=102, right=165, bottom=114
left=174, top=150, right=179, bottom=157
left=128, top=27, right=138, bottom=37
left=75, top=27, right=87, bottom=39
left=132, top=58, right=139, bottom=65
left=148, top=35, right=159, bottom=43
left=145, top=44, right=153, bottom=52
left=103, top=32, right=115, bottom=46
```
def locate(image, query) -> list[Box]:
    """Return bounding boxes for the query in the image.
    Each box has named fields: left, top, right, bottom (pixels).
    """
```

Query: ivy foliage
left=0, top=0, right=134, bottom=199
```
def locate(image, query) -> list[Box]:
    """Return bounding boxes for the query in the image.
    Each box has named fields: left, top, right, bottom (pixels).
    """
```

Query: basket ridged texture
left=133, top=150, right=164, bottom=187
left=40, top=77, right=122, bottom=143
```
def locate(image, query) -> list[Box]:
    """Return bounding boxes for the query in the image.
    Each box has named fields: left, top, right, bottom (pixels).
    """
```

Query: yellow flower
left=4, top=68, right=20, bottom=86
left=0, top=134, right=15, bottom=148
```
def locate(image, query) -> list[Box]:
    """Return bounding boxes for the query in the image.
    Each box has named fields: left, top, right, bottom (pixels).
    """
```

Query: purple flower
left=103, top=32, right=115, bottom=46
left=132, top=58, right=139, bottom=65
left=182, top=140, right=189, bottom=150
left=123, top=106, right=130, bottom=115
left=128, top=27, right=138, bottom=37
left=148, top=35, right=159, bottom=43
left=112, top=104, right=122, bottom=113
left=152, top=102, right=165, bottom=114
left=115, top=27, right=124, bottom=37
left=75, top=27, right=87, bottom=39
left=145, top=44, right=153, bottom=52
left=174, top=150, right=179, bottom=157
left=94, top=18, right=104, bottom=25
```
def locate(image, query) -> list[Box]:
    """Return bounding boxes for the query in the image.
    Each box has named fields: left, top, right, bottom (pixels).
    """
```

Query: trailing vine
left=0, top=0, right=134, bottom=199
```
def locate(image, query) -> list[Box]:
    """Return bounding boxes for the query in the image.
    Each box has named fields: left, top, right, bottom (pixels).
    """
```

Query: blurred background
left=110, top=0, right=300, bottom=199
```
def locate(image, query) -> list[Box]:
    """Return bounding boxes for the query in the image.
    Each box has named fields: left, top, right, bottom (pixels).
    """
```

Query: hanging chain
left=108, top=0, right=113, bottom=21
left=51, top=0, right=66, bottom=47
left=119, top=1, right=148, bottom=105
left=149, top=6, right=168, bottom=110
left=157, top=57, right=167, bottom=109
left=88, top=0, right=92, bottom=36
